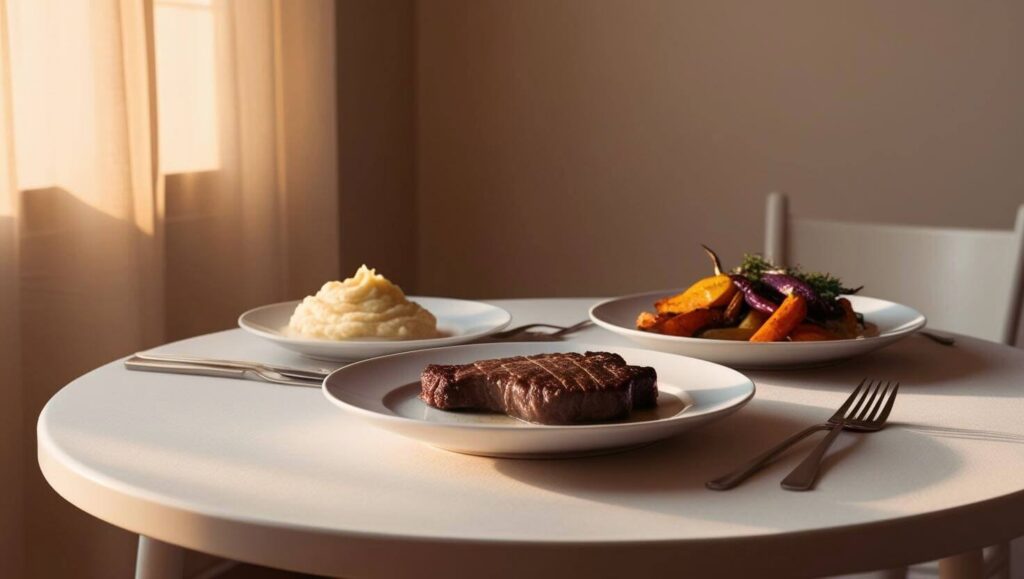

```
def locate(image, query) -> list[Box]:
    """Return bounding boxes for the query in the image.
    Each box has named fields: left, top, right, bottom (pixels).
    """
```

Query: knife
left=130, top=352, right=332, bottom=381
left=124, top=356, right=323, bottom=388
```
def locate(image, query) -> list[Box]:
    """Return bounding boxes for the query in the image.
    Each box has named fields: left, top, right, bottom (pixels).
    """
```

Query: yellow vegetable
left=655, top=275, right=737, bottom=315
left=737, top=309, right=769, bottom=330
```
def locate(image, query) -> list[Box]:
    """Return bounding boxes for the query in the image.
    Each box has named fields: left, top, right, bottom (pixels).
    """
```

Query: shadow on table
left=492, top=398, right=961, bottom=523
left=755, top=334, right=1022, bottom=397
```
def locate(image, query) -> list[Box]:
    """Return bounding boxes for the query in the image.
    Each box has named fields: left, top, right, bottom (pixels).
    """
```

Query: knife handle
left=780, top=421, right=845, bottom=491
left=132, top=352, right=330, bottom=381
left=706, top=424, right=829, bottom=490
left=125, top=358, right=249, bottom=379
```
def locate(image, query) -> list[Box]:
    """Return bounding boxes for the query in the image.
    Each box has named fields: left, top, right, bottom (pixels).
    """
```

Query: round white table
left=38, top=299, right=1024, bottom=578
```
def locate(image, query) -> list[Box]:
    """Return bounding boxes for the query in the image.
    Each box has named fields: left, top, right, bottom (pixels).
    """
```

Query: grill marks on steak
left=420, top=352, right=657, bottom=425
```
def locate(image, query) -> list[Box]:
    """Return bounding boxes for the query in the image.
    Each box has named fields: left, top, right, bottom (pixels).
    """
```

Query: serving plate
left=323, top=342, right=754, bottom=458
left=239, top=298, right=511, bottom=361
left=590, top=293, right=926, bottom=369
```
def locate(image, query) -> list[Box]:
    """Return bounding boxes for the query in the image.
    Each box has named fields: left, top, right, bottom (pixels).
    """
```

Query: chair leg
left=938, top=550, right=984, bottom=579
left=136, top=536, right=184, bottom=579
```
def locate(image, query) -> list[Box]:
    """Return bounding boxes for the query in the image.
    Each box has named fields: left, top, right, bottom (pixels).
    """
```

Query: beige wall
left=413, top=1, right=1024, bottom=298
left=337, top=0, right=417, bottom=289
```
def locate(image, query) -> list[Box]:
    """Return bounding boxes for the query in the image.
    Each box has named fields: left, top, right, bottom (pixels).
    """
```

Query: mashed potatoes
left=288, top=266, right=438, bottom=340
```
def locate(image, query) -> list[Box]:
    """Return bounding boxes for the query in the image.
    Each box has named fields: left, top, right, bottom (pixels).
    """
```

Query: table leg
left=135, top=536, right=184, bottom=579
left=938, top=549, right=984, bottom=579
left=988, top=542, right=1010, bottom=579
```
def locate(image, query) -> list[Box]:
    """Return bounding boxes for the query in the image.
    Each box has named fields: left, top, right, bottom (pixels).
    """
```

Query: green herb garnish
left=735, top=254, right=774, bottom=282
left=735, top=254, right=861, bottom=302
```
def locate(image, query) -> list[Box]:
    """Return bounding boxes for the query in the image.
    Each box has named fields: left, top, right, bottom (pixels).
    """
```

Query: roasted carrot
left=750, top=294, right=807, bottom=342
left=660, top=308, right=723, bottom=337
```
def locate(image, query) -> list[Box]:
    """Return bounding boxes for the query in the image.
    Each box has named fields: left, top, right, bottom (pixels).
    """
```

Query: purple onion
left=730, top=275, right=778, bottom=315
left=761, top=273, right=837, bottom=317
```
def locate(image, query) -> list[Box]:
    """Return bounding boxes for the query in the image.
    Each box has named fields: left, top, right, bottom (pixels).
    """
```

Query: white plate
left=323, top=342, right=754, bottom=458
left=239, top=297, right=512, bottom=361
left=590, top=292, right=926, bottom=369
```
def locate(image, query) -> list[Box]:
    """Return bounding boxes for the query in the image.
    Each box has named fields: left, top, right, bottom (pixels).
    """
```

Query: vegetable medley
left=636, top=246, right=870, bottom=342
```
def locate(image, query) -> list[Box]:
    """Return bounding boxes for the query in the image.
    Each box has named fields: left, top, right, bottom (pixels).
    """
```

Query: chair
left=765, top=192, right=1024, bottom=346
left=765, top=192, right=1024, bottom=579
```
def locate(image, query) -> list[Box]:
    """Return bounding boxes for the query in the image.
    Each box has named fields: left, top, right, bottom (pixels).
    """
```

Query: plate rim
left=321, top=342, right=756, bottom=433
left=237, top=296, right=513, bottom=346
left=589, top=290, right=927, bottom=347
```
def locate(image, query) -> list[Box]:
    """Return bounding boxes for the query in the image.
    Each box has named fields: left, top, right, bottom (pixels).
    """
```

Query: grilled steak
left=420, top=351, right=657, bottom=425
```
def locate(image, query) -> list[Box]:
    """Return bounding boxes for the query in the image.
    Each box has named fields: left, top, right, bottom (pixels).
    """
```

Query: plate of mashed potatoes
left=239, top=265, right=512, bottom=361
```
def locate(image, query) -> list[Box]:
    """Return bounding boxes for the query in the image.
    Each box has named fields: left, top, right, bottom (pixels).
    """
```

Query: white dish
left=590, top=292, right=926, bottom=369
left=322, top=342, right=754, bottom=458
left=239, top=298, right=512, bottom=361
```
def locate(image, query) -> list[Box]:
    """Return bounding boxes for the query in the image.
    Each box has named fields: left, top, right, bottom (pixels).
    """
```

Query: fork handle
left=780, top=422, right=845, bottom=491
left=706, top=424, right=829, bottom=490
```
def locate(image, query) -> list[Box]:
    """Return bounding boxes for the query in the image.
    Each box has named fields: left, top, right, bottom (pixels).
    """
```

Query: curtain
left=0, top=0, right=339, bottom=577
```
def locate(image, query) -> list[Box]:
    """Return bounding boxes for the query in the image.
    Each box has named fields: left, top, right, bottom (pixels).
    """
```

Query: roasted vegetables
left=636, top=311, right=662, bottom=332
left=828, top=297, right=860, bottom=339
left=736, top=254, right=862, bottom=303
left=655, top=245, right=738, bottom=314
left=655, top=275, right=736, bottom=315
left=730, top=275, right=779, bottom=315
left=637, top=309, right=722, bottom=337
left=760, top=272, right=835, bottom=318
left=722, top=291, right=745, bottom=324
left=661, top=309, right=723, bottom=337
left=699, top=327, right=757, bottom=341
left=750, top=294, right=808, bottom=342
left=789, top=323, right=841, bottom=341
left=636, top=246, right=867, bottom=342
left=737, top=309, right=769, bottom=330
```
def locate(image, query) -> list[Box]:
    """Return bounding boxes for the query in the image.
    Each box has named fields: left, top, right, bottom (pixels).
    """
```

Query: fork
left=490, top=320, right=593, bottom=340
left=706, top=379, right=899, bottom=491
left=780, top=379, right=899, bottom=491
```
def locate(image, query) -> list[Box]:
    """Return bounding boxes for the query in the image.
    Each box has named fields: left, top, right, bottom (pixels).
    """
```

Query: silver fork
left=780, top=379, right=899, bottom=491
left=490, top=320, right=593, bottom=340
left=706, top=379, right=899, bottom=491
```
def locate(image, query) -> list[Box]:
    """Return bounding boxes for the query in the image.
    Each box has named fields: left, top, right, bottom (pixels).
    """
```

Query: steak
left=420, top=351, right=657, bottom=425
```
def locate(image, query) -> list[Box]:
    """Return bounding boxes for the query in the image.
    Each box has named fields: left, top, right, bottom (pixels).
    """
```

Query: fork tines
left=834, top=379, right=900, bottom=426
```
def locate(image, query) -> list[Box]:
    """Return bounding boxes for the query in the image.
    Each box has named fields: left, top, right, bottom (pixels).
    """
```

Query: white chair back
left=764, top=192, right=1024, bottom=345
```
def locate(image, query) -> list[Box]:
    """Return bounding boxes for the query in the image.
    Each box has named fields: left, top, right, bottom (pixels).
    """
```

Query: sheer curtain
left=0, top=0, right=338, bottom=577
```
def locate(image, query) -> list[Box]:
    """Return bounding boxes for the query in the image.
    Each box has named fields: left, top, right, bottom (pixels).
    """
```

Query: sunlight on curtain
left=0, top=0, right=338, bottom=577
left=7, top=0, right=136, bottom=219
left=154, top=0, right=219, bottom=173
left=0, top=0, right=15, bottom=215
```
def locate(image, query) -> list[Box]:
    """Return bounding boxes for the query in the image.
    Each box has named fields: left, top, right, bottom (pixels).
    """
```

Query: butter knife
left=124, top=356, right=322, bottom=388
left=131, top=352, right=332, bottom=381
